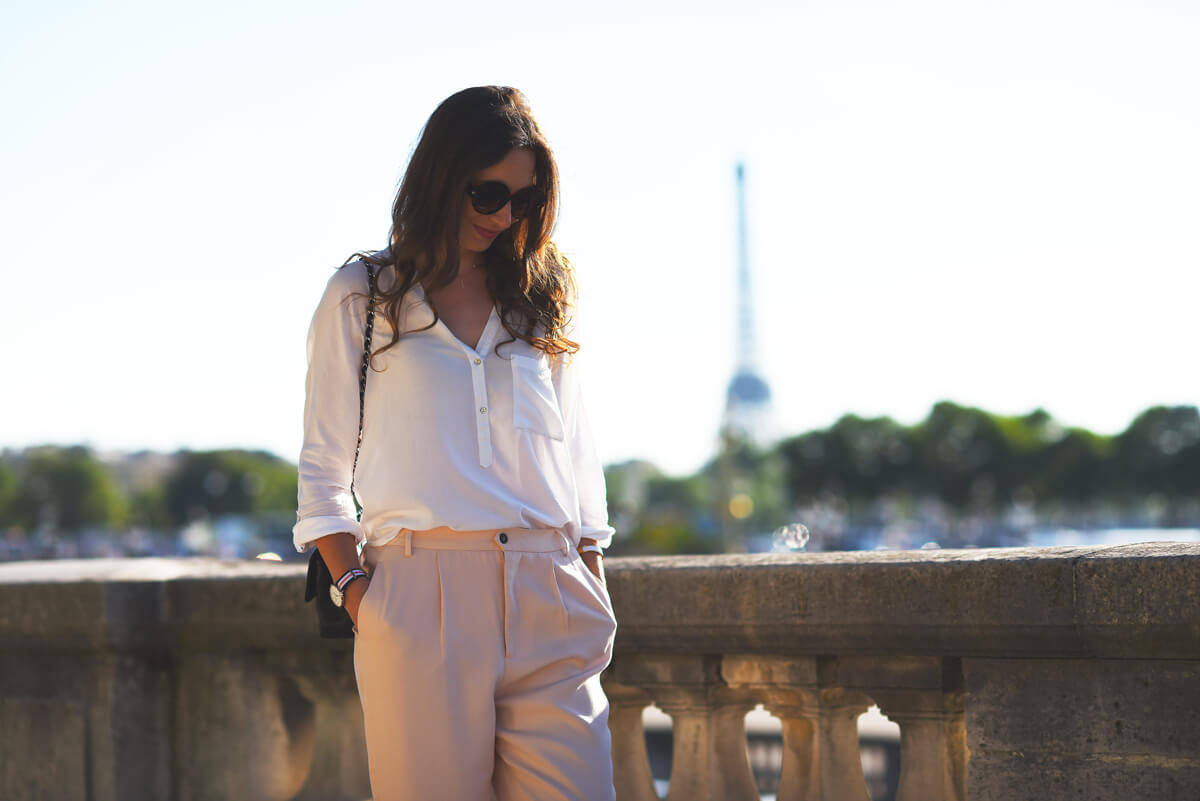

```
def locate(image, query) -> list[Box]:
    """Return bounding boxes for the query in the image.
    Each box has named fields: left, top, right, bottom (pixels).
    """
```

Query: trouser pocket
left=549, top=552, right=617, bottom=668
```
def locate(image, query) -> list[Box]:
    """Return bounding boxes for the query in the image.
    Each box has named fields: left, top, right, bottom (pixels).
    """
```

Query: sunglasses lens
left=510, top=187, right=545, bottom=219
left=469, top=182, right=545, bottom=218
left=470, top=182, right=509, bottom=215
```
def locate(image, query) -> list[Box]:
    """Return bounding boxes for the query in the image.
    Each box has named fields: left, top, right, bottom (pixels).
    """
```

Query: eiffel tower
left=721, top=162, right=773, bottom=443
left=718, top=162, right=774, bottom=551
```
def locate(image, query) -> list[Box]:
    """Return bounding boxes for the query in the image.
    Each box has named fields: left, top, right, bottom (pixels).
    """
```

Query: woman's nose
left=491, top=203, right=514, bottom=228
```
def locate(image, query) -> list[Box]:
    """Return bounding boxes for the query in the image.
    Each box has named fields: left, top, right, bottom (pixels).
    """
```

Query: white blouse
left=292, top=253, right=616, bottom=554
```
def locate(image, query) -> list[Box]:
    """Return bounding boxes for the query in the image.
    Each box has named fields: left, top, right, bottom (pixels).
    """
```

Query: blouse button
left=480, top=407, right=487, bottom=414
left=473, top=357, right=481, bottom=365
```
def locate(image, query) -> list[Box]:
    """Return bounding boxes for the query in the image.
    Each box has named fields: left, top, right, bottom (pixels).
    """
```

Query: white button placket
left=471, top=354, right=493, bottom=467
left=466, top=310, right=500, bottom=468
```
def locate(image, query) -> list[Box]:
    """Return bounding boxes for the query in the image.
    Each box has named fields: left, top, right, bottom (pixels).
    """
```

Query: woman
left=292, top=86, right=618, bottom=801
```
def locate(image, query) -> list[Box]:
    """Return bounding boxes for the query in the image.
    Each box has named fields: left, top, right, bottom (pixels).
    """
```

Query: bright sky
left=1, top=0, right=1196, bottom=476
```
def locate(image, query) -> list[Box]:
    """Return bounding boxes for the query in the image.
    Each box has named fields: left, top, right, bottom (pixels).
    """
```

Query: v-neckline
left=414, top=283, right=499, bottom=354
left=452, top=305, right=499, bottom=353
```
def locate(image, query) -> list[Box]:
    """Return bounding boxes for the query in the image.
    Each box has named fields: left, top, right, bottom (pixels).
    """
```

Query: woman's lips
left=474, top=225, right=501, bottom=240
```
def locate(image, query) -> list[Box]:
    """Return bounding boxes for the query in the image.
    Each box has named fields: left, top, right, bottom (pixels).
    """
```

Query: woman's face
left=459, top=147, right=537, bottom=260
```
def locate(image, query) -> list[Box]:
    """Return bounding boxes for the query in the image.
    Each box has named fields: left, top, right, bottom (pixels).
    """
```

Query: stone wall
left=0, top=559, right=369, bottom=801
left=1, top=543, right=1198, bottom=800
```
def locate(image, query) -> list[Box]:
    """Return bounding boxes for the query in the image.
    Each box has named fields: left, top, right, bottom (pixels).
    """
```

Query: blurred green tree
left=0, top=460, right=17, bottom=523
left=1113, top=406, right=1200, bottom=498
left=128, top=485, right=171, bottom=530
left=6, top=446, right=128, bottom=534
left=163, top=449, right=298, bottom=524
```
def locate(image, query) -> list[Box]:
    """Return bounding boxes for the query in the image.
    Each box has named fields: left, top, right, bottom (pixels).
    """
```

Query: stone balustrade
left=2, top=543, right=1198, bottom=800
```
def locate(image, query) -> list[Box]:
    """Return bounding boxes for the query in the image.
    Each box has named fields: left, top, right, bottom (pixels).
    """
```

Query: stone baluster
left=725, top=655, right=817, bottom=801
left=607, top=653, right=761, bottom=801
left=774, top=709, right=819, bottom=801
left=601, top=674, right=660, bottom=801
left=873, top=689, right=966, bottom=801
left=767, top=691, right=873, bottom=801
left=821, top=655, right=965, bottom=801
left=656, top=690, right=761, bottom=801
left=725, top=655, right=873, bottom=801
left=811, top=690, right=875, bottom=801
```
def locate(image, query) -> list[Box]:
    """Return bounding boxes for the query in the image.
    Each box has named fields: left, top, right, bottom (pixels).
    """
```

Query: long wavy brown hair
left=345, top=86, right=580, bottom=370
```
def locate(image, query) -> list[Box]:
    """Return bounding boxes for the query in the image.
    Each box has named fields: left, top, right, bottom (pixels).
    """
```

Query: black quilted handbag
left=302, top=260, right=378, bottom=638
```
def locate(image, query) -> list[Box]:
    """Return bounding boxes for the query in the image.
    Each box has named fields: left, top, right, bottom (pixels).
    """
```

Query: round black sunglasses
left=467, top=181, right=546, bottom=219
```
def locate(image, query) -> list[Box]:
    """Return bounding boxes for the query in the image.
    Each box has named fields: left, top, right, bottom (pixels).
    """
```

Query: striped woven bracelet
left=335, top=568, right=368, bottom=591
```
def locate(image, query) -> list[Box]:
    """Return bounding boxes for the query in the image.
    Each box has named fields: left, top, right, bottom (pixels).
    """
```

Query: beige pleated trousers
left=353, top=525, right=618, bottom=801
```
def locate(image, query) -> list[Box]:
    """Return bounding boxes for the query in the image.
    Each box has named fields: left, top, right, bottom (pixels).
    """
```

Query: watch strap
left=336, top=568, right=368, bottom=592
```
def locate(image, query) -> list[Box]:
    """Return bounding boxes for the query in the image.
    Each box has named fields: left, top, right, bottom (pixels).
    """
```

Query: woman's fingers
left=346, top=578, right=370, bottom=625
left=581, top=552, right=604, bottom=582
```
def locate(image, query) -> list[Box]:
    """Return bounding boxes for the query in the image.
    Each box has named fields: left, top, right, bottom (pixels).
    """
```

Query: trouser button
left=498, top=532, right=508, bottom=544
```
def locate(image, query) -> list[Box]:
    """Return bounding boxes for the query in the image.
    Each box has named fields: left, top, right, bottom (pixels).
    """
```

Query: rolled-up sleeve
left=553, top=311, right=617, bottom=550
left=292, top=264, right=370, bottom=553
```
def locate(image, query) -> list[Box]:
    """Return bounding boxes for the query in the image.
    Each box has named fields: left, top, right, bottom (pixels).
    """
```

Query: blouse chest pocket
left=511, top=353, right=565, bottom=441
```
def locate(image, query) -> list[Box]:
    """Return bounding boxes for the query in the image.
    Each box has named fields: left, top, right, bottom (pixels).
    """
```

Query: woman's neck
left=415, top=253, right=485, bottom=287
left=423, top=260, right=488, bottom=302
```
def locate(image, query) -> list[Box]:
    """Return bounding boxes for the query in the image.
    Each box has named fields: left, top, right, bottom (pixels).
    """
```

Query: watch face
left=329, top=584, right=344, bottom=607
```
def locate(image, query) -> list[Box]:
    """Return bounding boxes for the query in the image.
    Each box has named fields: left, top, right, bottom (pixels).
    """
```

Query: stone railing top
left=2, top=543, right=1197, bottom=659
left=604, top=542, right=1200, bottom=660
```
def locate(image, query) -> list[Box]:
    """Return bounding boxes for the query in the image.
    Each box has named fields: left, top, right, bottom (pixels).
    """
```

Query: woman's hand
left=344, top=577, right=371, bottom=626
left=581, top=551, right=604, bottom=584
left=314, top=533, right=373, bottom=627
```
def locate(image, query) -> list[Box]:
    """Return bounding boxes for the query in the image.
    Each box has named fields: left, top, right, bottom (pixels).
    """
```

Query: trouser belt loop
left=403, top=530, right=413, bottom=558
left=559, top=530, right=571, bottom=556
